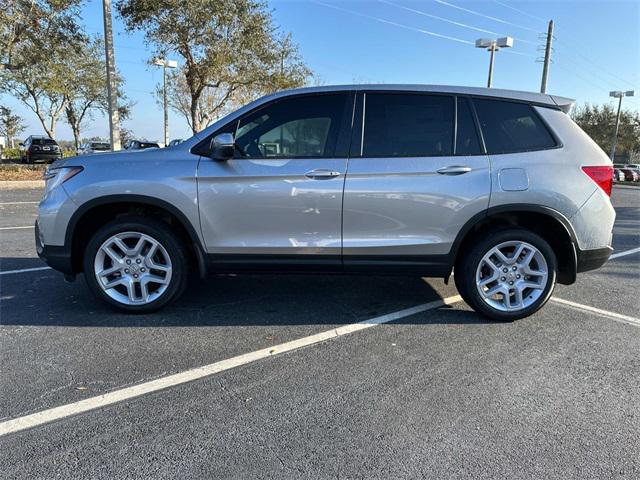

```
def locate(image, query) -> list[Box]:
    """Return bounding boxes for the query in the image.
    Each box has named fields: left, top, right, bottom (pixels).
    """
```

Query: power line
left=490, top=0, right=548, bottom=24
left=313, top=1, right=474, bottom=45
left=433, top=0, right=541, bottom=34
left=378, top=0, right=537, bottom=46
left=553, top=37, right=637, bottom=89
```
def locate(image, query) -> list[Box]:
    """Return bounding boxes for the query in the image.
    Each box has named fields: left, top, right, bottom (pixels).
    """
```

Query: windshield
left=91, top=143, right=110, bottom=150
left=32, top=138, right=57, bottom=146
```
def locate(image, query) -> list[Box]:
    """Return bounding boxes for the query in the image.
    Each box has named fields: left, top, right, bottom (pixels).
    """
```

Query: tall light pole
left=475, top=37, right=513, bottom=88
left=102, top=0, right=121, bottom=151
left=609, top=90, right=635, bottom=161
left=153, top=58, right=177, bottom=147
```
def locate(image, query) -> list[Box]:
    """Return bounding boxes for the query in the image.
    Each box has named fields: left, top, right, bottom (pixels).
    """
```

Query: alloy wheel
left=94, top=231, right=173, bottom=306
left=475, top=240, right=548, bottom=312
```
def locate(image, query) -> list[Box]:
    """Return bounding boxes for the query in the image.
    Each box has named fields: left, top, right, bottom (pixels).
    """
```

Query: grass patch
left=0, top=164, right=47, bottom=181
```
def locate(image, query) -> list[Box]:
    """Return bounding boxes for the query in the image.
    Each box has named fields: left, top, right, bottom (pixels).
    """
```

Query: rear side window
left=473, top=99, right=557, bottom=154
left=455, top=97, right=482, bottom=155
left=363, top=93, right=454, bottom=157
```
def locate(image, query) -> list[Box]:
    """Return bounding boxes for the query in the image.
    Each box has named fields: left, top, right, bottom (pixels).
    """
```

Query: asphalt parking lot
left=1, top=185, right=638, bottom=479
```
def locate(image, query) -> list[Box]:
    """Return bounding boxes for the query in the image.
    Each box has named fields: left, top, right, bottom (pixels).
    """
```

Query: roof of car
left=265, top=84, right=575, bottom=113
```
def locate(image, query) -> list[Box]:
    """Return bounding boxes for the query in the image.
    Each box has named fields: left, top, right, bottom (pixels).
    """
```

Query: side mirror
left=210, top=133, right=235, bottom=160
left=19, top=143, right=24, bottom=147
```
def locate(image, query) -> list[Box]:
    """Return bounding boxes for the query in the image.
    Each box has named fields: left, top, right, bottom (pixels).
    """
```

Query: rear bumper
left=576, top=246, right=613, bottom=273
left=35, top=221, right=74, bottom=275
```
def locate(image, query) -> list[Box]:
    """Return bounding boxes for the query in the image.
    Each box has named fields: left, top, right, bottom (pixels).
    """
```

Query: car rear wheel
left=455, top=228, right=557, bottom=321
left=83, top=216, right=188, bottom=313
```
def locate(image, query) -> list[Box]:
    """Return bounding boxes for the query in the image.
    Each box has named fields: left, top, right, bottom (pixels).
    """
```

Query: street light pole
left=487, top=44, right=496, bottom=88
left=153, top=59, right=177, bottom=146
left=102, top=0, right=121, bottom=151
left=476, top=37, right=513, bottom=88
left=609, top=90, right=635, bottom=161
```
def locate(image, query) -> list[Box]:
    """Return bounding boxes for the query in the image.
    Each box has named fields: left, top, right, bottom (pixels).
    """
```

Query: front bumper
left=35, top=221, right=74, bottom=275
left=576, top=246, right=613, bottom=273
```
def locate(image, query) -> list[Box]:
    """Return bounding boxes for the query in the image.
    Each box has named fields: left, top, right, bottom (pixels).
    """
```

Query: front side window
left=473, top=99, right=557, bottom=154
left=234, top=94, right=349, bottom=158
left=362, top=93, right=454, bottom=157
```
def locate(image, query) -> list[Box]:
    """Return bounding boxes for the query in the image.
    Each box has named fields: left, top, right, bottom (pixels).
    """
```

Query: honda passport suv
left=36, top=85, right=615, bottom=320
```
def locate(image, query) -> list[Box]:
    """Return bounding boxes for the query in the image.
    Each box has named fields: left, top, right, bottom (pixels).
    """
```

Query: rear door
left=342, top=92, right=491, bottom=271
left=197, top=92, right=354, bottom=267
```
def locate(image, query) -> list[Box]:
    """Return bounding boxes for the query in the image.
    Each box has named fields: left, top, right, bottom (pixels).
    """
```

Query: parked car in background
left=624, top=163, right=640, bottom=172
left=77, top=141, right=111, bottom=156
left=620, top=168, right=640, bottom=182
left=167, top=139, right=183, bottom=147
left=124, top=140, right=160, bottom=151
left=19, top=136, right=62, bottom=164
left=613, top=168, right=626, bottom=182
left=36, top=85, right=615, bottom=321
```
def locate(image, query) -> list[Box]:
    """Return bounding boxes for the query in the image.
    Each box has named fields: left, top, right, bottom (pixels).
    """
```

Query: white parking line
left=610, top=246, right=640, bottom=260
left=551, top=297, right=640, bottom=328
left=0, top=201, right=39, bottom=205
left=0, top=295, right=462, bottom=437
left=0, top=266, right=52, bottom=276
left=0, top=225, right=34, bottom=230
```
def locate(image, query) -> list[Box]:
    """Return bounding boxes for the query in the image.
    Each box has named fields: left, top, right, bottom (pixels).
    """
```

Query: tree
left=1, top=0, right=85, bottom=71
left=117, top=0, right=311, bottom=133
left=0, top=105, right=26, bottom=147
left=62, top=38, right=131, bottom=149
left=572, top=103, right=640, bottom=159
left=0, top=0, right=88, bottom=139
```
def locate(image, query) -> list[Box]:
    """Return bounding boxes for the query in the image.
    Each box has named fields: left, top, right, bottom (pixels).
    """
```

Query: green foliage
left=1, top=147, right=21, bottom=159
left=1, top=0, right=86, bottom=71
left=572, top=103, right=640, bottom=158
left=117, top=0, right=311, bottom=132
left=0, top=105, right=26, bottom=147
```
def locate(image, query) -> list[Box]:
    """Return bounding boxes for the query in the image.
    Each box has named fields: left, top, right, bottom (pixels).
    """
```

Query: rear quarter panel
left=488, top=106, right=614, bottom=250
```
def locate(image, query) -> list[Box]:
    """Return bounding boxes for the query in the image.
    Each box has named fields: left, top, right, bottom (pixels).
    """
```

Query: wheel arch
left=451, top=205, right=578, bottom=285
left=66, top=195, right=207, bottom=277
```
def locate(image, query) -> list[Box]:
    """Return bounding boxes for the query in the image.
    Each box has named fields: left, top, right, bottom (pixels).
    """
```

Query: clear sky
left=4, top=0, right=639, bottom=143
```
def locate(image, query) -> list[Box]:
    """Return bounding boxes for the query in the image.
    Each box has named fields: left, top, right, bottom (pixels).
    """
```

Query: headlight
left=44, top=166, right=83, bottom=194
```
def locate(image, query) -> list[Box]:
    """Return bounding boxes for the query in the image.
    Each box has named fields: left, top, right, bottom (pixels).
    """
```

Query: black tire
left=455, top=228, right=557, bottom=321
left=83, top=216, right=189, bottom=313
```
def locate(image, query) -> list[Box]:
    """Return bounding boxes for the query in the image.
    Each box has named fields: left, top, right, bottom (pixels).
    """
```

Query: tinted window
left=32, top=138, right=56, bottom=146
left=362, top=93, right=454, bottom=157
left=474, top=99, right=556, bottom=154
left=235, top=94, right=349, bottom=158
left=455, top=97, right=482, bottom=155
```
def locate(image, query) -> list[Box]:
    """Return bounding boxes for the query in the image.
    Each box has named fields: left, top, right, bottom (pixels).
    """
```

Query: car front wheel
left=83, top=216, right=188, bottom=312
left=455, top=229, right=557, bottom=321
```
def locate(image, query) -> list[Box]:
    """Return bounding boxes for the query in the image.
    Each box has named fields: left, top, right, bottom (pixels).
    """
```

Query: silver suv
left=36, top=85, right=615, bottom=320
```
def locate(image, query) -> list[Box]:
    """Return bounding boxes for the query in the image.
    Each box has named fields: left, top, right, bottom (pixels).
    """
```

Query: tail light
left=582, top=165, right=613, bottom=197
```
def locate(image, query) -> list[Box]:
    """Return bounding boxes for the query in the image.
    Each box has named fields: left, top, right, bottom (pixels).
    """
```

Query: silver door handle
left=437, top=165, right=472, bottom=175
left=305, top=169, right=341, bottom=179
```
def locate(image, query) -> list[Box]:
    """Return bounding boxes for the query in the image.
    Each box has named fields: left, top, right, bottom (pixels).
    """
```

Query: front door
left=342, top=92, right=491, bottom=272
left=197, top=92, right=354, bottom=268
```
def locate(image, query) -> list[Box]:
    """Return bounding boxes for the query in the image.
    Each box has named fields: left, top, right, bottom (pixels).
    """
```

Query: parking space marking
left=0, top=225, right=34, bottom=230
left=0, top=201, right=39, bottom=205
left=610, top=246, right=640, bottom=260
left=551, top=297, right=640, bottom=328
left=0, top=266, right=52, bottom=276
left=0, top=295, right=462, bottom=437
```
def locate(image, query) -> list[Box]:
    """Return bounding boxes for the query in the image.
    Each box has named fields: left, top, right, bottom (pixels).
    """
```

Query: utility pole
left=475, top=37, right=513, bottom=88
left=153, top=59, right=177, bottom=146
left=609, top=90, right=635, bottom=161
left=102, top=0, right=121, bottom=151
left=540, top=20, right=554, bottom=93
